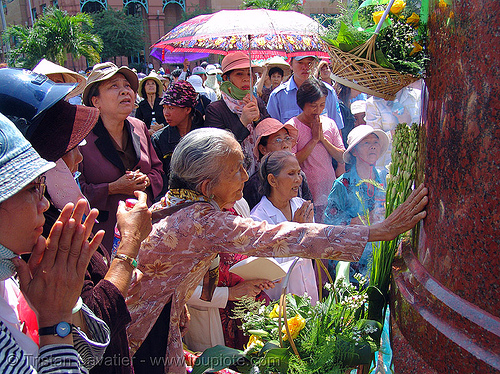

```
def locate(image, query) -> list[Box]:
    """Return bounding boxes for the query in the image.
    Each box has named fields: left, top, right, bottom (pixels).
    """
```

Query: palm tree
left=241, top=0, right=303, bottom=11
left=5, top=7, right=102, bottom=68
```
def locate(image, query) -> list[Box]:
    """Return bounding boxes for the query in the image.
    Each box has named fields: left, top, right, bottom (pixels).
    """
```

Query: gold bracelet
left=114, top=253, right=138, bottom=269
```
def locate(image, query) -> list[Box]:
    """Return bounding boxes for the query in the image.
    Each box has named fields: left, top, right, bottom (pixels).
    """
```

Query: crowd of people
left=0, top=52, right=427, bottom=374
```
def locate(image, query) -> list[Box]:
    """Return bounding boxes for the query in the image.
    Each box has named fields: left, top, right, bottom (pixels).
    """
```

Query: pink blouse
left=288, top=115, right=345, bottom=208
left=127, top=201, right=368, bottom=373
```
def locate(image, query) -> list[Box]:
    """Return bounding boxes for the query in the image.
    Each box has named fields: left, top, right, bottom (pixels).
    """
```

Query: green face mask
left=220, top=81, right=250, bottom=100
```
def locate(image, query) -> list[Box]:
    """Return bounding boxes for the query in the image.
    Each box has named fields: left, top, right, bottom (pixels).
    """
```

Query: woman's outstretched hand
left=368, top=183, right=428, bottom=242
left=13, top=199, right=104, bottom=329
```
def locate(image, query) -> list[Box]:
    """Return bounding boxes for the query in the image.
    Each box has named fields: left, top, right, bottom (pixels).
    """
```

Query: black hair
left=296, top=77, right=328, bottom=110
left=258, top=150, right=295, bottom=197
left=336, top=83, right=351, bottom=105
left=171, top=69, right=183, bottom=78
left=87, top=81, right=102, bottom=107
left=268, top=67, right=284, bottom=78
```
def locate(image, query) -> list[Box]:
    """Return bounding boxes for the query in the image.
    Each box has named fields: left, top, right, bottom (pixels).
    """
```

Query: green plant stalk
left=368, top=123, right=418, bottom=322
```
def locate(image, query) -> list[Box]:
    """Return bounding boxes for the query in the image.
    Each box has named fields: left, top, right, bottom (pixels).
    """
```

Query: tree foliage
left=4, top=7, right=102, bottom=68
left=241, top=0, right=303, bottom=11
left=90, top=8, right=145, bottom=62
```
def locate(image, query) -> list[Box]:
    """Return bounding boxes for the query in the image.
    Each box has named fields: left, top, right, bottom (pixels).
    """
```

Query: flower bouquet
left=322, top=0, right=429, bottom=100
left=191, top=276, right=382, bottom=374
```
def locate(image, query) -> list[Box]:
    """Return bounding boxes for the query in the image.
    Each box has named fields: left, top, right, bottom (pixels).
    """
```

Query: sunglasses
left=28, top=175, right=47, bottom=201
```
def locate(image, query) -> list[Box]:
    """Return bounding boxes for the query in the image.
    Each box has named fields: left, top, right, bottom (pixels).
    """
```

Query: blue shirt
left=266, top=77, right=344, bottom=130
left=324, top=164, right=385, bottom=282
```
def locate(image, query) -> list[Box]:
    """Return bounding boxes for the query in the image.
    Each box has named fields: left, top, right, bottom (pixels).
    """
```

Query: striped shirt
left=0, top=303, right=110, bottom=373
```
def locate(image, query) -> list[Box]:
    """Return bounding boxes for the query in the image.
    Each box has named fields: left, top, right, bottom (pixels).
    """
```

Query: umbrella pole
left=247, top=34, right=254, bottom=96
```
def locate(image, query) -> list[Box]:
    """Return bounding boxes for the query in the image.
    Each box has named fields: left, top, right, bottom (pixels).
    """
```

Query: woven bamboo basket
left=327, top=0, right=418, bottom=101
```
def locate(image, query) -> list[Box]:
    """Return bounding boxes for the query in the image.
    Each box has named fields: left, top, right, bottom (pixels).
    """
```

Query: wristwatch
left=39, top=321, right=73, bottom=338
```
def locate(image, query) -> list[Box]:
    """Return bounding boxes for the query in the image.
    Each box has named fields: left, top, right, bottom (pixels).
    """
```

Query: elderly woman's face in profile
left=270, top=155, right=302, bottom=202
left=0, top=177, right=49, bottom=254
left=209, top=140, right=249, bottom=210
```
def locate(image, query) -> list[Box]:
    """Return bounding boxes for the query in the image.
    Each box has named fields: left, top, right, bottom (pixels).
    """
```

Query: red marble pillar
left=390, top=0, right=500, bottom=372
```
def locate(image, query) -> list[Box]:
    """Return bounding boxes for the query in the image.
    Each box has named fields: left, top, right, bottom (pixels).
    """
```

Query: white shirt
left=250, top=196, right=319, bottom=304
left=365, top=87, right=422, bottom=171
left=183, top=198, right=251, bottom=352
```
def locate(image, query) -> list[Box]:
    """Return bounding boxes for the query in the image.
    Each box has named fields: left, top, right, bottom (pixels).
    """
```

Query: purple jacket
left=79, top=116, right=164, bottom=252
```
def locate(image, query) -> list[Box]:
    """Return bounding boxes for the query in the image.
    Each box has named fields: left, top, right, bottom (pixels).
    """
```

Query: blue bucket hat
left=0, top=113, right=54, bottom=203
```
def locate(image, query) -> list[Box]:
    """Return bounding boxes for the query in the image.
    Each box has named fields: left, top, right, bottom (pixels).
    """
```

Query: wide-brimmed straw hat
left=263, top=56, right=291, bottom=77
left=83, top=62, right=138, bottom=106
left=253, top=118, right=298, bottom=159
left=33, top=59, right=87, bottom=99
left=138, top=71, right=163, bottom=98
left=0, top=113, right=55, bottom=203
left=343, top=125, right=389, bottom=164
left=221, top=51, right=260, bottom=75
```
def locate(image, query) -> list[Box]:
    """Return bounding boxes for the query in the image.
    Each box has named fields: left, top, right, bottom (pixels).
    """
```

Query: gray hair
left=259, top=150, right=296, bottom=197
left=169, top=128, right=240, bottom=194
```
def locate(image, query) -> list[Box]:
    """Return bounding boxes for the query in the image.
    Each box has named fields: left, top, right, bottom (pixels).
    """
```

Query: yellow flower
left=269, top=303, right=282, bottom=318
left=372, top=11, right=385, bottom=25
left=282, top=314, right=306, bottom=341
left=246, top=334, right=264, bottom=349
left=439, top=0, right=448, bottom=9
left=390, top=0, right=406, bottom=14
left=410, top=42, right=423, bottom=56
left=406, top=12, right=420, bottom=26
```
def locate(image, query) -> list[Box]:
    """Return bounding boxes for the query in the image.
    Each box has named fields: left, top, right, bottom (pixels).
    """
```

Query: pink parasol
left=151, top=9, right=329, bottom=60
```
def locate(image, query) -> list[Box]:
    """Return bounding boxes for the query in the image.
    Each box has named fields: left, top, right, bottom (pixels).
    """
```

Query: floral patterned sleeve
left=177, top=203, right=367, bottom=262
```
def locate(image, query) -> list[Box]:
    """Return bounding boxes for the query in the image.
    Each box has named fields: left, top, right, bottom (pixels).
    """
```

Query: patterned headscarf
left=159, top=80, right=198, bottom=108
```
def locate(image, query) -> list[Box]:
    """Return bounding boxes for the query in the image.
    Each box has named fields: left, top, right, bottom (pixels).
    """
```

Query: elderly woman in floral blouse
left=127, top=128, right=428, bottom=374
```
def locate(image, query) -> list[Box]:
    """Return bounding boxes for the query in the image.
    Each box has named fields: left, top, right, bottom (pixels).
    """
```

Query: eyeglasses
left=270, top=136, right=293, bottom=145
left=28, top=176, right=47, bottom=201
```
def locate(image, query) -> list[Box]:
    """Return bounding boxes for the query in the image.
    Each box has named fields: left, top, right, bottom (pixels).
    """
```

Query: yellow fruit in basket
left=269, top=303, right=282, bottom=318
left=406, top=12, right=420, bottom=26
left=390, top=0, right=406, bottom=14
left=410, top=42, right=423, bottom=56
left=373, top=11, right=385, bottom=24
left=282, top=314, right=306, bottom=341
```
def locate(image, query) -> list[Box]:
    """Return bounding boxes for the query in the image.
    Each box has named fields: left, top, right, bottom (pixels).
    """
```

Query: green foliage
left=375, top=16, right=429, bottom=75
left=89, top=8, right=145, bottom=62
left=368, top=123, right=419, bottom=323
left=192, top=345, right=250, bottom=374
left=321, top=0, right=428, bottom=76
left=4, top=7, right=102, bottom=68
left=241, top=0, right=303, bottom=11
left=201, top=279, right=381, bottom=373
